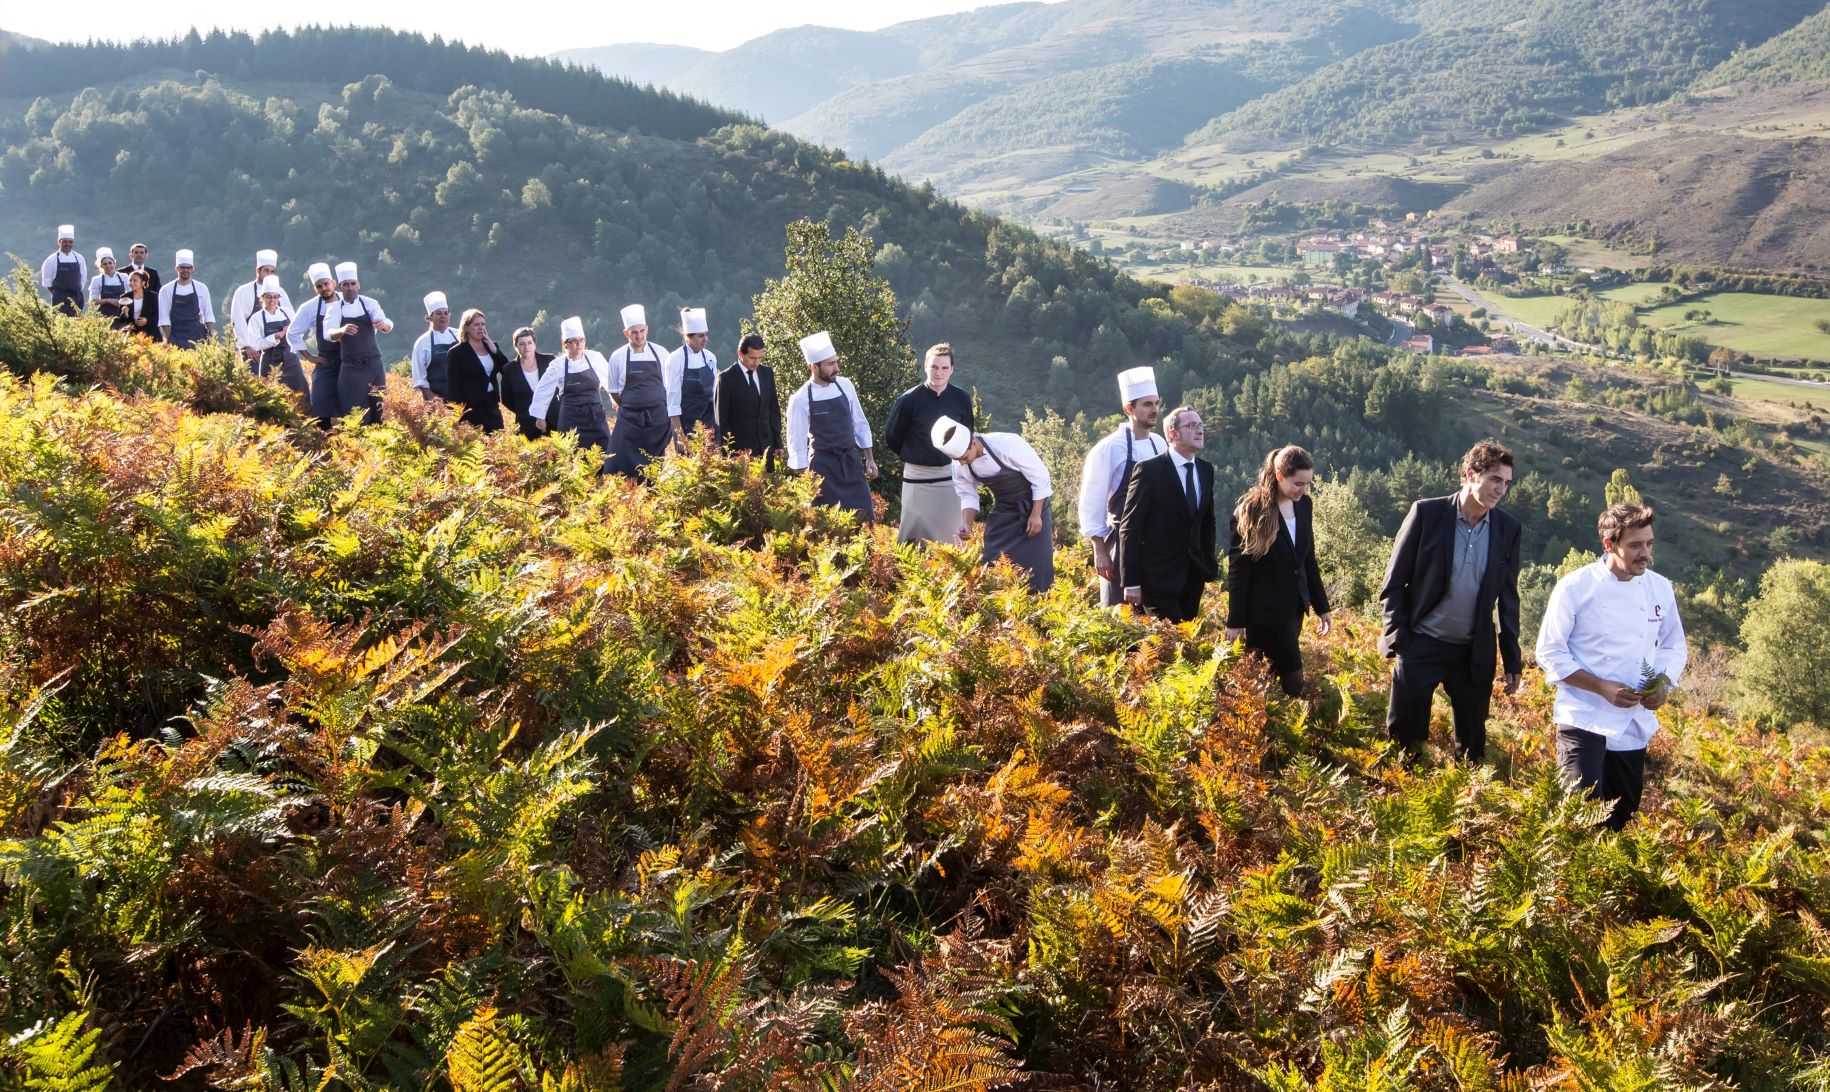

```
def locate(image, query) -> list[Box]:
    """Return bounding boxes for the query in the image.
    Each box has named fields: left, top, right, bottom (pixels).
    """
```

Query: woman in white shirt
left=530, top=316, right=613, bottom=460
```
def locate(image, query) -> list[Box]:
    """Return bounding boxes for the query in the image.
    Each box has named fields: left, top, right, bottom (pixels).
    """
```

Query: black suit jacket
left=445, top=342, right=508, bottom=432
left=1225, top=494, right=1331, bottom=628
left=1117, top=452, right=1219, bottom=595
left=500, top=353, right=556, bottom=440
left=714, top=362, right=781, bottom=463
left=123, top=265, right=162, bottom=300
left=1378, top=495, right=1522, bottom=675
left=124, top=292, right=162, bottom=341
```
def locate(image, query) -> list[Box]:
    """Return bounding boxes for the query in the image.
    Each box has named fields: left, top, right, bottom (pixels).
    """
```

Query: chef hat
left=255, top=249, right=278, bottom=268
left=334, top=261, right=359, bottom=283
left=95, top=247, right=114, bottom=262
left=259, top=275, right=283, bottom=296
left=57, top=224, right=74, bottom=240
left=931, top=415, right=972, bottom=460
left=175, top=249, right=195, bottom=266
left=306, top=262, right=333, bottom=285
left=560, top=316, right=585, bottom=341
left=619, top=304, right=646, bottom=330
left=423, top=291, right=448, bottom=316
left=1117, top=366, right=1157, bottom=404
left=680, top=307, right=708, bottom=334
left=798, top=330, right=836, bottom=365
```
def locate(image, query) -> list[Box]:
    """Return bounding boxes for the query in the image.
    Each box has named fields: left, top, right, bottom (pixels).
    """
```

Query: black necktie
left=748, top=369, right=759, bottom=398
left=1183, top=460, right=1198, bottom=516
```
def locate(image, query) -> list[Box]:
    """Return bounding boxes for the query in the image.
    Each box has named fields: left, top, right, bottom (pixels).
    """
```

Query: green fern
left=447, top=1006, right=528, bottom=1092
left=5, top=1011, right=116, bottom=1092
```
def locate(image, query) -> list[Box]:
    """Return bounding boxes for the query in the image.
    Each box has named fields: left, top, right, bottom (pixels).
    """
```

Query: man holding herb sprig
left=1536, top=503, right=1689, bottom=831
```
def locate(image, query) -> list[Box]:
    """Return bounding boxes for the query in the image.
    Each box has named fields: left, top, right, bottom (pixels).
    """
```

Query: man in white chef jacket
left=1535, top=502, right=1688, bottom=831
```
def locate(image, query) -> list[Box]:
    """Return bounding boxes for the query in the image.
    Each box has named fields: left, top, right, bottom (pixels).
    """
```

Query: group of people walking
left=42, top=226, right=1689, bottom=831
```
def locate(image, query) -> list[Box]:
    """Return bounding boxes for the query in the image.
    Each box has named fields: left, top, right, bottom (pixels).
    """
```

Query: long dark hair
left=1233, top=445, right=1314, bottom=559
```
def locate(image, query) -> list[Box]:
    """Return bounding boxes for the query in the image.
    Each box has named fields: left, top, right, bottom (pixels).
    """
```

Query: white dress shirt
left=950, top=432, right=1053, bottom=511
left=40, top=250, right=86, bottom=288
left=411, top=329, right=460, bottom=387
left=528, top=350, right=610, bottom=420
left=1077, top=425, right=1165, bottom=541
left=603, top=342, right=672, bottom=398
left=157, top=281, right=215, bottom=327
left=784, top=376, right=872, bottom=470
left=1168, top=448, right=1201, bottom=509
left=229, top=279, right=296, bottom=350
left=1536, top=560, right=1689, bottom=750
left=665, top=345, right=717, bottom=416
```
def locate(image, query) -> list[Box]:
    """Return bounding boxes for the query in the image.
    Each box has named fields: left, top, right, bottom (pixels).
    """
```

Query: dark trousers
left=1556, top=725, right=1647, bottom=831
left=1142, top=579, right=1206, bottom=624
left=1386, top=632, right=1492, bottom=761
left=1245, top=620, right=1305, bottom=696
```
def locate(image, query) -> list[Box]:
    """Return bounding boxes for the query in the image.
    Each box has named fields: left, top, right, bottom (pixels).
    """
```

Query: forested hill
left=1695, top=4, right=1830, bottom=91
left=0, top=27, right=1274, bottom=419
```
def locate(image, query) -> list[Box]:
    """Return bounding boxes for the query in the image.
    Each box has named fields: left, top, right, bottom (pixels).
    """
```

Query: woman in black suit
left=500, top=325, right=556, bottom=440
left=1224, top=445, right=1332, bottom=696
left=444, top=308, right=508, bottom=432
left=124, top=269, right=161, bottom=341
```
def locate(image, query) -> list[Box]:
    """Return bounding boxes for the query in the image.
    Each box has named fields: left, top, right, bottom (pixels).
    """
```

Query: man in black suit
left=713, top=333, right=782, bottom=469
left=1379, top=439, right=1523, bottom=763
left=122, top=243, right=162, bottom=300
left=1118, top=406, right=1218, bottom=623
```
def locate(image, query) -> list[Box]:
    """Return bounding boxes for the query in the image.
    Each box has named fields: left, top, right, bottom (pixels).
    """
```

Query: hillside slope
left=1696, top=3, right=1830, bottom=90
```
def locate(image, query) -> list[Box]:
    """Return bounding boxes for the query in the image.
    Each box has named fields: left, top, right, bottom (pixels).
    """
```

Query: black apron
left=96, top=274, right=130, bottom=330
left=309, top=300, right=344, bottom=423
left=49, top=254, right=83, bottom=315
left=1100, top=430, right=1154, bottom=607
left=424, top=331, right=455, bottom=399
left=167, top=285, right=208, bottom=349
left=556, top=357, right=612, bottom=453
left=969, top=439, right=1054, bottom=593
left=333, top=297, right=384, bottom=425
left=808, top=384, right=873, bottom=520
left=255, top=308, right=308, bottom=395
left=607, top=345, right=669, bottom=479
left=678, top=348, right=716, bottom=438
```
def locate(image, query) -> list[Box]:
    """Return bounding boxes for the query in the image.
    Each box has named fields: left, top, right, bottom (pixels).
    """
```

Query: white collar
left=1169, top=448, right=1198, bottom=470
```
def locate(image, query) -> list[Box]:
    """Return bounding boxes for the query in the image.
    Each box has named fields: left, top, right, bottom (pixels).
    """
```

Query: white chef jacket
left=784, top=376, right=872, bottom=471
left=528, top=350, right=611, bottom=420
left=603, top=341, right=673, bottom=398
left=157, top=281, right=216, bottom=327
left=1536, top=560, right=1688, bottom=750
left=245, top=303, right=296, bottom=351
left=950, top=433, right=1052, bottom=511
left=87, top=272, right=128, bottom=304
left=230, top=279, right=296, bottom=350
left=665, top=345, right=718, bottom=417
left=1077, top=424, right=1165, bottom=541
left=40, top=250, right=86, bottom=288
left=286, top=296, right=337, bottom=355
left=323, top=295, right=389, bottom=338
left=411, top=329, right=460, bottom=388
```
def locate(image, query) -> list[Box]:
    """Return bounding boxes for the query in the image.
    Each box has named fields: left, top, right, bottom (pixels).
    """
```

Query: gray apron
left=897, top=466, right=960, bottom=545
left=333, top=298, right=384, bottom=425
left=808, top=384, right=873, bottom=520
left=167, top=285, right=208, bottom=349
left=255, top=308, right=308, bottom=395
left=425, top=331, right=455, bottom=399
left=969, top=439, right=1054, bottom=593
left=556, top=358, right=612, bottom=453
left=608, top=345, right=669, bottom=478
left=678, top=348, right=716, bottom=437
left=50, top=254, right=83, bottom=316
left=96, top=274, right=130, bottom=329
left=309, top=300, right=344, bottom=424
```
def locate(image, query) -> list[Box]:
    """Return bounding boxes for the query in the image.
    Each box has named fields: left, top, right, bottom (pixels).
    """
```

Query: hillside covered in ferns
left=2, top=278, right=1830, bottom=1090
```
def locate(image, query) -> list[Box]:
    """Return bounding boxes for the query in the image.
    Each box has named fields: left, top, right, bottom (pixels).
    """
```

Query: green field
left=1486, top=293, right=1569, bottom=327
left=1596, top=282, right=1673, bottom=306
left=1720, top=376, right=1830, bottom=411
left=1639, top=292, right=1830, bottom=361
left=1535, top=234, right=1649, bottom=271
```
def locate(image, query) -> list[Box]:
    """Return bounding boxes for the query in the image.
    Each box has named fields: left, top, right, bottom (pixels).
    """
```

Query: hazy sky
left=2, top=1, right=1026, bottom=56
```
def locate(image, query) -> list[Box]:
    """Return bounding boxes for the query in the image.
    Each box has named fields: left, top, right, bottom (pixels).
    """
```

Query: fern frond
left=447, top=1005, right=527, bottom=1092
left=6, top=1011, right=117, bottom=1092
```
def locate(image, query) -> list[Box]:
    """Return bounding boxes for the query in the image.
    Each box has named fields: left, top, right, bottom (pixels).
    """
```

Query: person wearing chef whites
left=932, top=415, right=1054, bottom=593
left=412, top=291, right=459, bottom=401
left=605, top=304, right=673, bottom=478
left=1535, top=503, right=1688, bottom=831
left=158, top=249, right=215, bottom=349
left=231, top=250, right=292, bottom=367
left=786, top=331, right=878, bottom=521
left=41, top=225, right=86, bottom=316
left=323, top=261, right=394, bottom=425
left=445, top=308, right=508, bottom=432
left=667, top=307, right=718, bottom=450
left=247, top=275, right=307, bottom=396
left=1078, top=367, right=1166, bottom=608
left=530, top=316, right=613, bottom=459
left=287, top=262, right=343, bottom=428
left=87, top=247, right=131, bottom=331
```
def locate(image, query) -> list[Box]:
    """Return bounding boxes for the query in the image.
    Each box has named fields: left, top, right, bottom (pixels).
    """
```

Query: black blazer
left=500, top=353, right=556, bottom=440
left=1117, top=452, right=1219, bottom=595
left=1225, top=494, right=1331, bottom=628
left=714, top=362, right=781, bottom=463
left=1378, top=494, right=1522, bottom=675
left=445, top=342, right=508, bottom=432
left=123, top=265, right=162, bottom=300
left=124, top=292, right=162, bottom=341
